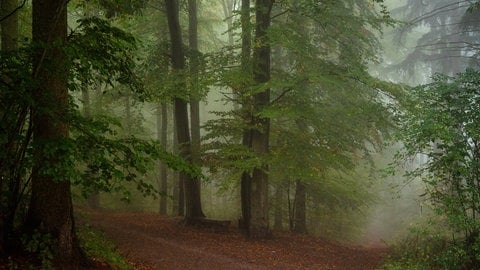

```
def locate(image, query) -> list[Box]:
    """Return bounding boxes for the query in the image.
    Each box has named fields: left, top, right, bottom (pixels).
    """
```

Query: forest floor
left=79, top=208, right=388, bottom=270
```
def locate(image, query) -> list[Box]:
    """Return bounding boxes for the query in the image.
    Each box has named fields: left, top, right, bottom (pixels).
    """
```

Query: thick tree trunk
left=293, top=180, right=307, bottom=233
left=0, top=0, right=19, bottom=251
left=247, top=0, right=272, bottom=239
left=26, top=0, right=82, bottom=264
left=165, top=0, right=204, bottom=221
left=239, top=0, right=252, bottom=236
left=158, top=104, right=168, bottom=214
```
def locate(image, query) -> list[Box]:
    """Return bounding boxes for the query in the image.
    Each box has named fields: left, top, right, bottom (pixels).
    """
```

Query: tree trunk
left=240, top=0, right=252, bottom=235
left=1, top=0, right=18, bottom=51
left=158, top=104, right=168, bottom=214
left=293, top=180, right=307, bottom=233
left=187, top=0, right=205, bottom=221
left=171, top=115, right=184, bottom=216
left=82, top=89, right=100, bottom=209
left=0, top=0, right=19, bottom=251
left=273, top=183, right=283, bottom=230
left=247, top=0, right=272, bottom=239
left=124, top=94, right=132, bottom=133
left=165, top=0, right=204, bottom=221
left=221, top=0, right=240, bottom=111
left=26, top=0, right=82, bottom=264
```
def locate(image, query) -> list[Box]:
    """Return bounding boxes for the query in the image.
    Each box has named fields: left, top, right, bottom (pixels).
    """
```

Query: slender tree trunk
left=158, top=104, right=168, bottom=214
left=293, top=180, right=307, bottom=233
left=221, top=0, right=240, bottom=111
left=124, top=94, right=132, bottom=133
left=26, top=0, right=83, bottom=264
left=82, top=89, right=100, bottom=209
left=187, top=0, right=205, bottom=221
left=171, top=115, right=184, bottom=216
left=1, top=0, right=18, bottom=51
left=287, top=180, right=294, bottom=231
left=273, top=182, right=283, bottom=230
left=165, top=0, right=204, bottom=221
left=221, top=0, right=235, bottom=46
left=247, top=0, right=272, bottom=239
left=239, top=0, right=252, bottom=236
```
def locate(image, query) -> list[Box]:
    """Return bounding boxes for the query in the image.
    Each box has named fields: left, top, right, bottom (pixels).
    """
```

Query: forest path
left=79, top=208, right=387, bottom=270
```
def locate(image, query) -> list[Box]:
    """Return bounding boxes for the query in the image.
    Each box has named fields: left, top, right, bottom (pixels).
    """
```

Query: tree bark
left=0, top=0, right=20, bottom=251
left=293, top=180, right=307, bottom=233
left=158, top=104, right=168, bottom=215
left=187, top=0, right=204, bottom=221
left=26, top=0, right=82, bottom=264
left=171, top=115, right=184, bottom=216
left=273, top=182, right=283, bottom=230
left=165, top=0, right=204, bottom=221
left=240, top=0, right=252, bottom=235
left=82, top=88, right=100, bottom=209
left=247, top=0, right=272, bottom=239
left=1, top=0, right=19, bottom=51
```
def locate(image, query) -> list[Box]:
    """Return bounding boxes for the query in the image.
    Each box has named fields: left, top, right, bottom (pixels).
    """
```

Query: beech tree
left=0, top=0, right=21, bottom=250
left=203, top=0, right=396, bottom=238
left=246, top=0, right=273, bottom=239
left=26, top=0, right=82, bottom=263
left=164, top=0, right=205, bottom=221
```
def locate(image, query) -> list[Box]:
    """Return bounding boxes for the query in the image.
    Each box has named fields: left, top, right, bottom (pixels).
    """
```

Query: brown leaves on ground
left=80, top=208, right=387, bottom=270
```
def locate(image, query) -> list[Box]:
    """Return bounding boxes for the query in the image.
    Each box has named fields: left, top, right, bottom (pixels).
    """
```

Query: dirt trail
left=79, top=208, right=387, bottom=270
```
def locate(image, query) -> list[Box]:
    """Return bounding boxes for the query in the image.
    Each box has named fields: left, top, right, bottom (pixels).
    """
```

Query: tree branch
left=0, top=0, right=27, bottom=23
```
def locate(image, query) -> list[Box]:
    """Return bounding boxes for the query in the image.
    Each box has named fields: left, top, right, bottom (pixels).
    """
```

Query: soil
left=79, top=208, right=388, bottom=270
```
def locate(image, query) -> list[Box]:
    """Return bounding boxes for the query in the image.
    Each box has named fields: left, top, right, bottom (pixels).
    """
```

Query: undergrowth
left=380, top=226, right=480, bottom=270
left=78, top=224, right=133, bottom=270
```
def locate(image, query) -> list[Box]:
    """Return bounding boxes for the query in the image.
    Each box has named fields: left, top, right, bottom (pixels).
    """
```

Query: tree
left=243, top=0, right=273, bottom=239
left=187, top=0, right=204, bottom=220
left=26, top=0, right=82, bottom=264
left=164, top=0, right=205, bottom=221
left=1, top=0, right=19, bottom=51
left=0, top=0, right=21, bottom=251
left=390, top=0, right=480, bottom=80
left=397, top=69, right=480, bottom=268
left=157, top=104, right=168, bottom=214
left=202, top=0, right=395, bottom=238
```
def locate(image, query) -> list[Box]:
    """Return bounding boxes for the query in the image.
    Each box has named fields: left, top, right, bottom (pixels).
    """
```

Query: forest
left=1, top=0, right=480, bottom=269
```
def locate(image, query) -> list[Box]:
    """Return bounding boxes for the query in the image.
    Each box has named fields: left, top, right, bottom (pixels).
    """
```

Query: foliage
left=0, top=4, right=202, bottom=249
left=67, top=16, right=144, bottom=99
left=381, top=222, right=477, bottom=270
left=77, top=0, right=147, bottom=18
left=203, top=0, right=399, bottom=205
left=390, top=0, right=480, bottom=78
left=21, top=230, right=54, bottom=269
left=394, top=69, right=480, bottom=269
left=78, top=225, right=132, bottom=269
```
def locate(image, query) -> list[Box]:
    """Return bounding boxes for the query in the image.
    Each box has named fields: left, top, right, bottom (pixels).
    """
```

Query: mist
left=2, top=0, right=480, bottom=268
